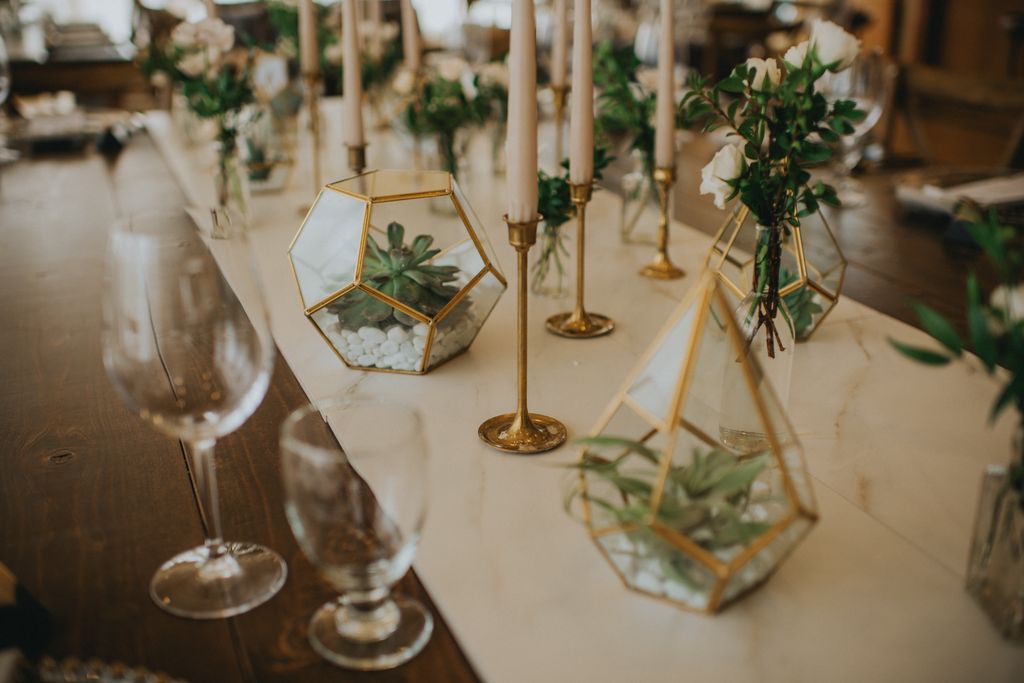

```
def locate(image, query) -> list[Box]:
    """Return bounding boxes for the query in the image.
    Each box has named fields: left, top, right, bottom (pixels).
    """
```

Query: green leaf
left=718, top=76, right=746, bottom=94
left=912, top=303, right=963, bottom=355
left=576, top=436, right=660, bottom=464
left=888, top=339, right=952, bottom=365
left=966, top=273, right=996, bottom=370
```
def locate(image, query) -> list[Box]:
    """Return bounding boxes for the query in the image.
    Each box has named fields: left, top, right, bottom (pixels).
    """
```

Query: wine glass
left=281, top=397, right=433, bottom=671
left=821, top=49, right=888, bottom=208
left=102, top=208, right=286, bottom=619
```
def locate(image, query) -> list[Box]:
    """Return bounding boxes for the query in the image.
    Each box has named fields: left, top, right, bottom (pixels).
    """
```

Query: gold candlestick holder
left=347, top=143, right=367, bottom=175
left=303, top=73, right=323, bottom=199
left=639, top=166, right=685, bottom=280
left=551, top=84, right=568, bottom=168
left=546, top=183, right=615, bottom=338
left=479, top=215, right=568, bottom=454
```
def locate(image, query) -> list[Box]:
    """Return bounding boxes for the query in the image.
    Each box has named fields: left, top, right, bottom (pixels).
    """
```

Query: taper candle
left=298, top=0, right=318, bottom=76
left=507, top=0, right=538, bottom=223
left=205, top=0, right=217, bottom=17
left=400, top=0, right=421, bottom=71
left=569, top=0, right=593, bottom=185
left=368, top=0, right=383, bottom=57
left=654, top=0, right=675, bottom=169
left=342, top=0, right=365, bottom=147
left=551, top=0, right=568, bottom=89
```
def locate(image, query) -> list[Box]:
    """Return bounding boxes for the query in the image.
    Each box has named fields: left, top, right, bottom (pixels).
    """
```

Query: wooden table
left=0, top=126, right=1009, bottom=680
left=0, top=135, right=478, bottom=682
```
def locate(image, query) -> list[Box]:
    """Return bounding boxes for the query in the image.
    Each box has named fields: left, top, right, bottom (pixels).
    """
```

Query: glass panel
left=330, top=168, right=450, bottom=199
left=452, top=177, right=502, bottom=273
left=426, top=265, right=505, bottom=370
left=367, top=194, right=481, bottom=272
left=311, top=293, right=427, bottom=372
left=289, top=190, right=367, bottom=309
left=626, top=300, right=698, bottom=425
left=595, top=530, right=718, bottom=612
left=718, top=515, right=812, bottom=608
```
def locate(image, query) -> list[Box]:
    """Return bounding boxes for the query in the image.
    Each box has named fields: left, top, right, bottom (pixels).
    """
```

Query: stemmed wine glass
left=102, top=208, right=286, bottom=619
left=281, top=397, right=433, bottom=671
left=820, top=49, right=888, bottom=207
left=0, top=33, right=19, bottom=166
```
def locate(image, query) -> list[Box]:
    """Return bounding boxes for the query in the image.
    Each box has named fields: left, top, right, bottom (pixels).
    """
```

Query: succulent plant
left=327, top=221, right=461, bottom=329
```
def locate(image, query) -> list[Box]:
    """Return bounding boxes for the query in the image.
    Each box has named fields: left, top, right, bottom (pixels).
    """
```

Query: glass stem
left=190, top=439, right=226, bottom=559
left=336, top=594, right=400, bottom=642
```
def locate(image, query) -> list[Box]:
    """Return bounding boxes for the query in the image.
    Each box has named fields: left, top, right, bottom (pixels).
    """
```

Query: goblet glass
left=281, top=397, right=433, bottom=671
left=821, top=50, right=887, bottom=207
left=102, top=208, right=286, bottom=619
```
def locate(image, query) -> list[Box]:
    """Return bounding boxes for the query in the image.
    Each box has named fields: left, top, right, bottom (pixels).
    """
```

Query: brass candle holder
left=546, top=183, right=614, bottom=338
left=303, top=72, right=323, bottom=198
left=639, top=166, right=685, bottom=280
left=479, top=214, right=568, bottom=454
left=551, top=84, right=568, bottom=168
left=347, top=143, right=367, bottom=175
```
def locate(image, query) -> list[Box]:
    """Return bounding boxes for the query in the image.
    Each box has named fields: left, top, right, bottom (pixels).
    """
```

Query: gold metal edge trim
left=305, top=282, right=358, bottom=315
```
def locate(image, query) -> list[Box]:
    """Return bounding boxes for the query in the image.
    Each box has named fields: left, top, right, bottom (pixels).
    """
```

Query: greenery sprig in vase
left=681, top=20, right=865, bottom=357
left=169, top=17, right=256, bottom=232
left=532, top=147, right=614, bottom=296
left=890, top=208, right=1024, bottom=639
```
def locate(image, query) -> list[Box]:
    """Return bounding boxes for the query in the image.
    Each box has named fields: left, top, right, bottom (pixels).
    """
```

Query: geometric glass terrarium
left=706, top=204, right=847, bottom=341
left=574, top=272, right=818, bottom=613
left=288, top=169, right=507, bottom=374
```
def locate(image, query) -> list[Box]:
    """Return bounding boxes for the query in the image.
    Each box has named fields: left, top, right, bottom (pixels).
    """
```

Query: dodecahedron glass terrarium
left=288, top=169, right=507, bottom=374
left=574, top=272, right=818, bottom=613
left=706, top=205, right=847, bottom=341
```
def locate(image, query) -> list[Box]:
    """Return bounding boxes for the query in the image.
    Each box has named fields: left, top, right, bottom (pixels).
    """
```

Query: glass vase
left=619, top=149, right=658, bottom=245
left=966, top=455, right=1024, bottom=641
left=212, top=136, right=251, bottom=238
left=719, top=225, right=796, bottom=454
left=488, top=119, right=506, bottom=176
left=243, top=103, right=296, bottom=194
left=530, top=220, right=570, bottom=298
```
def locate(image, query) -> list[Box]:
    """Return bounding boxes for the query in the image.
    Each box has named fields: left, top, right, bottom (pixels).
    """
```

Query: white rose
left=177, top=51, right=206, bottom=77
left=699, top=143, right=745, bottom=209
left=477, top=61, right=508, bottom=89
left=460, top=69, right=478, bottom=101
left=171, top=21, right=198, bottom=49
left=991, top=284, right=1024, bottom=324
left=194, top=17, right=234, bottom=53
left=810, top=19, right=860, bottom=72
left=324, top=42, right=345, bottom=66
left=636, top=67, right=659, bottom=94
left=253, top=53, right=289, bottom=100
left=744, top=57, right=780, bottom=91
left=437, top=56, right=469, bottom=83
left=783, top=41, right=808, bottom=69
left=379, top=23, right=399, bottom=42
left=393, top=67, right=416, bottom=95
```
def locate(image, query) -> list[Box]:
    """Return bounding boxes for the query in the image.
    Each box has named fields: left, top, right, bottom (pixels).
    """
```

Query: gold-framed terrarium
left=288, top=169, right=507, bottom=374
left=574, top=271, right=818, bottom=613
left=706, top=205, right=847, bottom=340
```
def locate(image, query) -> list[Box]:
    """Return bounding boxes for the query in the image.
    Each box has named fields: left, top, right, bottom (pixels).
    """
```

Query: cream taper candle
left=298, top=0, right=318, bottom=76
left=342, top=0, right=364, bottom=148
left=654, top=0, right=675, bottom=169
left=551, top=0, right=568, bottom=89
left=507, top=0, right=539, bottom=223
left=400, top=0, right=421, bottom=71
left=569, top=0, right=593, bottom=185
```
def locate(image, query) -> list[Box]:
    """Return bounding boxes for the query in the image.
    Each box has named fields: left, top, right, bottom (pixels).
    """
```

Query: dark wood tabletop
left=0, top=134, right=479, bottom=683
left=0, top=126, right=983, bottom=682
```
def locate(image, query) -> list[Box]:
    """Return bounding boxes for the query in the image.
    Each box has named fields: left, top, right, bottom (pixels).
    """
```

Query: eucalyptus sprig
left=681, top=23, right=866, bottom=358
left=890, top=208, right=1024, bottom=498
left=567, top=436, right=772, bottom=590
left=532, top=147, right=614, bottom=294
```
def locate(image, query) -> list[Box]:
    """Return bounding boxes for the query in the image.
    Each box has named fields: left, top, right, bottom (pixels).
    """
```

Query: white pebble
left=380, top=340, right=399, bottom=355
left=386, top=326, right=409, bottom=343
left=413, top=337, right=426, bottom=352
left=345, top=332, right=361, bottom=345
left=413, top=323, right=429, bottom=337
left=358, top=326, right=387, bottom=344
left=400, top=341, right=415, bottom=356
left=347, top=344, right=364, bottom=358
left=375, top=358, right=391, bottom=369
left=357, top=354, right=375, bottom=366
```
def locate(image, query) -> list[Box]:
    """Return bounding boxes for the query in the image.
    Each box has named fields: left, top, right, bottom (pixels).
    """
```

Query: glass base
left=309, top=596, right=434, bottom=671
left=150, top=542, right=287, bottom=619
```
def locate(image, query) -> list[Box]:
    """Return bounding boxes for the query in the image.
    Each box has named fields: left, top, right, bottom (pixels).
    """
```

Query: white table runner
left=147, top=105, right=1024, bottom=681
